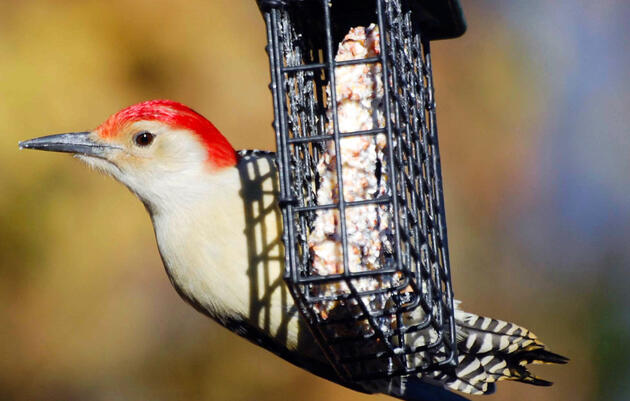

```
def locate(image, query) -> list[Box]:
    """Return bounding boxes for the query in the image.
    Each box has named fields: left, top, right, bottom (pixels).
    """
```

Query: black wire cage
left=258, top=0, right=465, bottom=383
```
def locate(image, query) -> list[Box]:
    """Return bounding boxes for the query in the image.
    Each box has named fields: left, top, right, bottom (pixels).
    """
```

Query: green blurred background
left=2, top=1, right=628, bottom=400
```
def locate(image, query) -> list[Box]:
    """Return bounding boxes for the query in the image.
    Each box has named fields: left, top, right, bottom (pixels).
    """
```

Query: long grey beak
left=19, top=132, right=113, bottom=157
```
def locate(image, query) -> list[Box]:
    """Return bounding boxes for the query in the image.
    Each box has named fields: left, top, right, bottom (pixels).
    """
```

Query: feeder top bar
left=256, top=0, right=466, bottom=40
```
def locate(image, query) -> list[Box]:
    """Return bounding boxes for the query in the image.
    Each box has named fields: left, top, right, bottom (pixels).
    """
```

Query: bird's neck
left=131, top=164, right=236, bottom=219
left=148, top=166, right=249, bottom=320
left=146, top=156, right=300, bottom=347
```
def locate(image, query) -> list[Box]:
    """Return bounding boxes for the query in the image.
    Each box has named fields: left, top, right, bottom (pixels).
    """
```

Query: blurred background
left=1, top=0, right=628, bottom=400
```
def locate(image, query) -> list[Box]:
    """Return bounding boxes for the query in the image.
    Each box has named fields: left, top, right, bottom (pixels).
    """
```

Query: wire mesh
left=261, top=0, right=458, bottom=382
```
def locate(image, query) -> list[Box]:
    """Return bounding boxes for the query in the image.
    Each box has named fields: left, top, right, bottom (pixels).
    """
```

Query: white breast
left=149, top=156, right=303, bottom=352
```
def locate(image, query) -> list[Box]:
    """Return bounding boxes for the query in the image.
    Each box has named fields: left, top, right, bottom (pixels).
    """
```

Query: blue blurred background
left=1, top=1, right=628, bottom=400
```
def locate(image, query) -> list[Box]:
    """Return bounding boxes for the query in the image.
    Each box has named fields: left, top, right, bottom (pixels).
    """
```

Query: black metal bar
left=281, top=56, right=381, bottom=72
left=294, top=196, right=392, bottom=213
left=423, top=38, right=457, bottom=367
left=321, top=0, right=347, bottom=278
left=287, top=127, right=387, bottom=144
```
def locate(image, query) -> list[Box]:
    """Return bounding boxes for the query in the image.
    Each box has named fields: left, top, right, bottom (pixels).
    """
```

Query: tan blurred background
left=2, top=1, right=629, bottom=400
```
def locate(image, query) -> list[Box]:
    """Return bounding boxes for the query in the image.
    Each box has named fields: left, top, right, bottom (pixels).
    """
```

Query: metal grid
left=261, top=0, right=457, bottom=382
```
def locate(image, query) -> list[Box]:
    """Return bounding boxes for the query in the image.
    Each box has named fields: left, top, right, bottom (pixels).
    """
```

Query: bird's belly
left=152, top=199, right=307, bottom=354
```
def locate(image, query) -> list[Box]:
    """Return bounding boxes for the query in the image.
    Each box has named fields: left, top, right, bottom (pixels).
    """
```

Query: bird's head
left=19, top=100, right=237, bottom=211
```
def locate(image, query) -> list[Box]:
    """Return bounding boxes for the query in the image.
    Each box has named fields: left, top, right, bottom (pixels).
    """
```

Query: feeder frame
left=258, top=0, right=465, bottom=383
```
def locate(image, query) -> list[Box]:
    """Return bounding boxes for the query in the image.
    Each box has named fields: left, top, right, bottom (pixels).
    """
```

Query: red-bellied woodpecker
left=19, top=100, right=567, bottom=401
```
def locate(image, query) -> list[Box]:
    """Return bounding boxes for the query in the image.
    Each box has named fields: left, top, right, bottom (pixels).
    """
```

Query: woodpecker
left=19, top=100, right=567, bottom=401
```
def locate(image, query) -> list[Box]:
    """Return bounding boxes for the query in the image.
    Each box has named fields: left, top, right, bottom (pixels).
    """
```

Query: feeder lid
left=256, top=0, right=466, bottom=40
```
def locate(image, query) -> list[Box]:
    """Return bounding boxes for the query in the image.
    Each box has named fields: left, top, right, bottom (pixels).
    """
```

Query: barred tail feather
left=439, top=302, right=568, bottom=395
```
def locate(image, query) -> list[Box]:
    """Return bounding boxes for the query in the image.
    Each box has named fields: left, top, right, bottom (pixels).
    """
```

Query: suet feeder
left=257, top=0, right=466, bottom=383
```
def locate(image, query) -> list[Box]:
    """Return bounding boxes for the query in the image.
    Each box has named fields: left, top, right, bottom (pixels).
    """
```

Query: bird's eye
left=134, top=132, right=155, bottom=147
